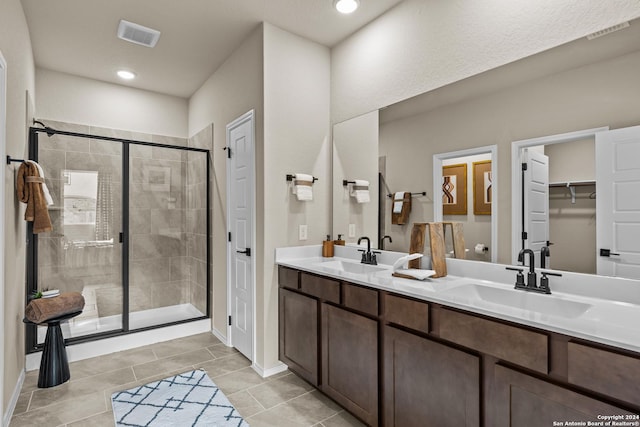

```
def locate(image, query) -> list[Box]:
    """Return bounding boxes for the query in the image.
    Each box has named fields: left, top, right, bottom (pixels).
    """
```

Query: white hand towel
left=296, top=185, right=313, bottom=201
left=392, top=192, right=403, bottom=213
left=26, top=160, right=54, bottom=206
left=394, top=269, right=436, bottom=280
left=392, top=253, right=424, bottom=271
left=295, top=173, right=314, bottom=182
left=292, top=173, right=313, bottom=201
left=355, top=190, right=370, bottom=203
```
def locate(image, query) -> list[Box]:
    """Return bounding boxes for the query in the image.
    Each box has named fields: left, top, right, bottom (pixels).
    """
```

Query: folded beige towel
left=25, top=292, right=85, bottom=324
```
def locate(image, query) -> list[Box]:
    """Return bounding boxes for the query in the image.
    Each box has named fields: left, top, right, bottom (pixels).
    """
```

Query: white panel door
left=523, top=148, right=549, bottom=268
left=596, top=125, right=640, bottom=279
left=227, top=111, right=254, bottom=360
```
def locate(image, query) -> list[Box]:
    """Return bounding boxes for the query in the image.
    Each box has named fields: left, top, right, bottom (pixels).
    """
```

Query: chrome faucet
left=380, top=235, right=392, bottom=250
left=357, top=236, right=380, bottom=265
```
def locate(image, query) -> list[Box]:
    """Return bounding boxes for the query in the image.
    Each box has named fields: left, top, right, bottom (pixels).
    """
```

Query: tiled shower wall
left=36, top=119, right=212, bottom=321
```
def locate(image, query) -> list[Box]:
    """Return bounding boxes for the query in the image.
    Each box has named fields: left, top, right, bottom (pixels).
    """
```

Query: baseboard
left=211, top=327, right=229, bottom=346
left=3, top=369, right=25, bottom=427
left=252, top=361, right=288, bottom=378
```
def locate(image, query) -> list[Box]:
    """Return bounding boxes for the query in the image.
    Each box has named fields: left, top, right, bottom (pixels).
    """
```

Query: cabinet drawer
left=343, top=283, right=378, bottom=316
left=439, top=309, right=548, bottom=374
left=278, top=266, right=299, bottom=290
left=384, top=294, right=429, bottom=334
left=568, top=342, right=640, bottom=407
left=300, top=272, right=340, bottom=303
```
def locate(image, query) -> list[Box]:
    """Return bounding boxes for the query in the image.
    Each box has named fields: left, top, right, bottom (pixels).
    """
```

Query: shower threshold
left=36, top=303, right=205, bottom=344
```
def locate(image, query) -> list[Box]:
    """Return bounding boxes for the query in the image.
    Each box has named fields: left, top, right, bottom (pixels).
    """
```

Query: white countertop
left=275, top=245, right=640, bottom=354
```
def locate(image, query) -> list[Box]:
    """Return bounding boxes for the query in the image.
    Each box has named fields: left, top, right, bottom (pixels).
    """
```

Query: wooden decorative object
left=472, top=160, right=492, bottom=215
left=442, top=164, right=467, bottom=215
left=443, top=222, right=466, bottom=259
left=407, top=222, right=447, bottom=277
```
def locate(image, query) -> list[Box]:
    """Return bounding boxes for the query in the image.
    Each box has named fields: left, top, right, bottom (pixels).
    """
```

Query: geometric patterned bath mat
left=111, top=369, right=249, bottom=426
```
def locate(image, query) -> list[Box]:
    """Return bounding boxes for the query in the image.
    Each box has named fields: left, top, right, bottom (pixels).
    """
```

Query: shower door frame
left=25, top=126, right=211, bottom=353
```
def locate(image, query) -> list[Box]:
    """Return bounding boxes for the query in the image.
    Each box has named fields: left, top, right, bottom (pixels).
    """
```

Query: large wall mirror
left=332, top=17, right=640, bottom=280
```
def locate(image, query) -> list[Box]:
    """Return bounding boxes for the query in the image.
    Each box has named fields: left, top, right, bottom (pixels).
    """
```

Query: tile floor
left=10, top=332, right=365, bottom=427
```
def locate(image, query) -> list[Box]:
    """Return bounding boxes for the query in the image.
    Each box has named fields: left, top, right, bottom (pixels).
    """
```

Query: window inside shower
left=25, top=125, right=210, bottom=352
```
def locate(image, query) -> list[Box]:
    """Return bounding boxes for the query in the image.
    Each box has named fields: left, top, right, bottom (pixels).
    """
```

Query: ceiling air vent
left=117, top=19, right=161, bottom=48
left=586, top=21, right=629, bottom=40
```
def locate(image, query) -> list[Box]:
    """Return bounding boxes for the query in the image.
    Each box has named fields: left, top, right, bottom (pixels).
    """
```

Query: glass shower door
left=128, top=144, right=207, bottom=329
left=36, top=132, right=123, bottom=343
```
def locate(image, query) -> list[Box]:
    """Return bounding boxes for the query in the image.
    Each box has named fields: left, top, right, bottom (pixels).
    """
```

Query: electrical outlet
left=299, top=224, right=308, bottom=241
left=348, top=223, right=356, bottom=238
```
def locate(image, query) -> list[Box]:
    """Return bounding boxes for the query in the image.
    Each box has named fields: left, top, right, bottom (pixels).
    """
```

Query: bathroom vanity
left=276, top=246, right=640, bottom=427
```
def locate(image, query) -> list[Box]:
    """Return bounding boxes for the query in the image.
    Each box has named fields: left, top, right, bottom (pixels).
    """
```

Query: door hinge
left=228, top=315, right=232, bottom=326
left=119, top=232, right=124, bottom=243
left=521, top=162, right=528, bottom=171
left=522, top=231, right=528, bottom=240
left=228, top=232, right=231, bottom=242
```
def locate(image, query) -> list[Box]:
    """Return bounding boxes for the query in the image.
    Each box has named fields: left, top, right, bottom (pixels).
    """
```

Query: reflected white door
left=523, top=148, right=549, bottom=268
left=596, top=125, right=640, bottom=279
left=227, top=111, right=254, bottom=360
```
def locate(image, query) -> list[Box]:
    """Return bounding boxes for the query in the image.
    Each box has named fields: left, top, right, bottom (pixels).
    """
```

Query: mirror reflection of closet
left=543, top=139, right=596, bottom=274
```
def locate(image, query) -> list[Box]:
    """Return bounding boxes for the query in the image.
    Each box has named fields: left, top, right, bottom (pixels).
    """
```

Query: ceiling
left=21, top=0, right=403, bottom=98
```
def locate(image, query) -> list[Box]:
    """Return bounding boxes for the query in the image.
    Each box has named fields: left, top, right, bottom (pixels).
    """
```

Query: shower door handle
left=237, top=248, right=251, bottom=257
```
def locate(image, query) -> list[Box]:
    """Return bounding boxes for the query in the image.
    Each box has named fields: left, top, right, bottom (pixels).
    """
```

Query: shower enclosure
left=25, top=125, right=210, bottom=352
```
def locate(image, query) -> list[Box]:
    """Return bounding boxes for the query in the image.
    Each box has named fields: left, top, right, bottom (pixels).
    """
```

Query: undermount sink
left=314, top=259, right=389, bottom=275
left=441, top=284, right=593, bottom=319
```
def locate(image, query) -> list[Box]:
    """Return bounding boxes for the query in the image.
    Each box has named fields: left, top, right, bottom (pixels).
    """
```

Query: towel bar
left=287, top=174, right=318, bottom=182
left=387, top=191, right=426, bottom=198
left=6, top=156, right=25, bottom=165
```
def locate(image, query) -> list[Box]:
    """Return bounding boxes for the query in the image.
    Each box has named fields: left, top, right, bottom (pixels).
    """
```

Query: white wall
left=188, top=25, right=264, bottom=347
left=333, top=111, right=378, bottom=245
left=0, top=0, right=36, bottom=417
left=36, top=68, right=188, bottom=138
left=262, top=23, right=331, bottom=371
left=331, top=0, right=640, bottom=123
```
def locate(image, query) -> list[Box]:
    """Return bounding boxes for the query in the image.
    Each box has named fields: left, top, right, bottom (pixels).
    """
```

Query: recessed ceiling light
left=334, top=0, right=359, bottom=14
left=117, top=70, right=136, bottom=80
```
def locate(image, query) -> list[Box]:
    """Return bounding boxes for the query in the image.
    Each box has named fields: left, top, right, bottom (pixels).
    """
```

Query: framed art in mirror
left=473, top=160, right=492, bottom=215
left=442, top=164, right=467, bottom=215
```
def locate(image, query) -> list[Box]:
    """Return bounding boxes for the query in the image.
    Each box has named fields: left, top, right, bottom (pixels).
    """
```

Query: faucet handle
left=371, top=251, right=381, bottom=265
left=506, top=267, right=525, bottom=288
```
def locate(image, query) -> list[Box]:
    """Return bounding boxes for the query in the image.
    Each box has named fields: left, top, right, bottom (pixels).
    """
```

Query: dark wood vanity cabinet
left=383, top=326, right=480, bottom=427
left=322, top=303, right=379, bottom=427
left=278, top=288, right=319, bottom=386
left=278, top=266, right=640, bottom=427
left=493, top=365, right=636, bottom=427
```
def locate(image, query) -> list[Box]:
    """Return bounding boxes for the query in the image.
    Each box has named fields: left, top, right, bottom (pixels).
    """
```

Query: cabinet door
left=493, top=365, right=637, bottom=427
left=279, top=289, right=319, bottom=386
left=383, top=326, right=480, bottom=427
left=322, top=303, right=378, bottom=427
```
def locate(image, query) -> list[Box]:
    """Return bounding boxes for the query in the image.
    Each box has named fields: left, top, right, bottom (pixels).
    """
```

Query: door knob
left=237, top=248, right=251, bottom=257
left=600, top=248, right=620, bottom=257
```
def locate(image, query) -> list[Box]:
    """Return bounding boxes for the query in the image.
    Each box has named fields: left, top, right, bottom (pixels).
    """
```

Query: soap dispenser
left=322, top=235, right=335, bottom=258
left=334, top=234, right=345, bottom=246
